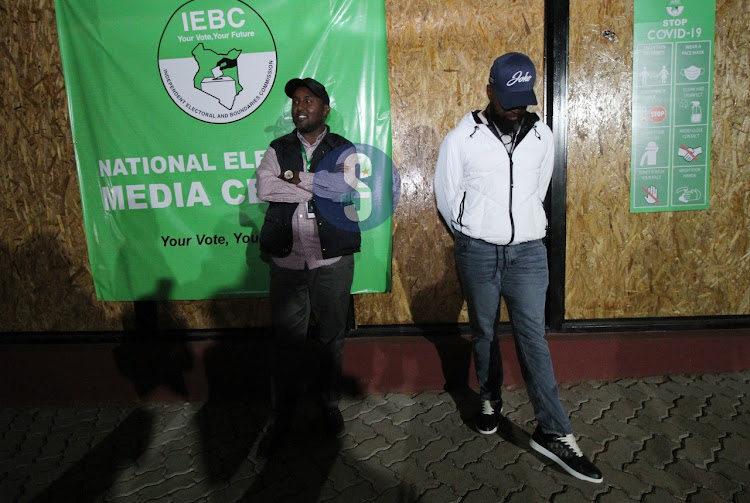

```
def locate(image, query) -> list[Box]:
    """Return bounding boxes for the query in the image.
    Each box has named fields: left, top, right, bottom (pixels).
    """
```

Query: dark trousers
left=269, top=255, right=354, bottom=415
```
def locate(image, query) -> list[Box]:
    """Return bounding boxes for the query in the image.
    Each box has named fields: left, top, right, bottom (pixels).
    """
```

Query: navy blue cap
left=488, top=52, right=537, bottom=108
left=285, top=77, right=330, bottom=105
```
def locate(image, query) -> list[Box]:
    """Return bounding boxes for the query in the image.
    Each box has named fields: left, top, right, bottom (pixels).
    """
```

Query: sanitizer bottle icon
left=690, top=102, right=702, bottom=123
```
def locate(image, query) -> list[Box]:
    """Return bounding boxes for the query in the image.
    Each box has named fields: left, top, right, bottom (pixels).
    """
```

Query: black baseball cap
left=284, top=77, right=330, bottom=105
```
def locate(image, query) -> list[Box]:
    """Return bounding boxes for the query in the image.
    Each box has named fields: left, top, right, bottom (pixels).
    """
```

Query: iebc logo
left=158, top=0, right=277, bottom=123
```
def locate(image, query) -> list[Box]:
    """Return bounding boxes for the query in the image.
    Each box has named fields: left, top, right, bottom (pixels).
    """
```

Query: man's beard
left=489, top=109, right=523, bottom=135
left=294, top=118, right=326, bottom=134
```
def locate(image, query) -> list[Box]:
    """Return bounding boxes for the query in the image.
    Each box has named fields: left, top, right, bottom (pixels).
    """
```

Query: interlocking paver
left=625, top=459, right=696, bottom=500
left=427, top=458, right=482, bottom=496
left=635, top=434, right=681, bottom=468
left=662, top=412, right=723, bottom=440
left=418, top=483, right=462, bottom=503
left=503, top=484, right=553, bottom=503
left=410, top=436, right=461, bottom=468
left=461, top=484, right=507, bottom=503
left=2, top=372, right=749, bottom=502
left=341, top=420, right=378, bottom=446
left=358, top=401, right=401, bottom=426
left=348, top=435, right=393, bottom=461
left=374, top=434, right=424, bottom=467
left=416, top=400, right=456, bottom=426
left=666, top=458, right=741, bottom=501
left=717, top=432, right=750, bottom=468
left=385, top=403, right=424, bottom=426
left=599, top=435, right=645, bottom=468
left=367, top=483, right=417, bottom=503
left=597, top=459, right=652, bottom=499
left=388, top=457, right=441, bottom=494
left=501, top=458, right=560, bottom=499
left=335, top=479, right=379, bottom=502
left=707, top=393, right=742, bottom=418
left=327, top=457, right=362, bottom=493
left=602, top=415, right=652, bottom=441
left=354, top=461, right=403, bottom=493
left=707, top=457, right=750, bottom=483
left=699, top=414, right=749, bottom=438
left=677, top=432, right=723, bottom=468
left=687, top=486, right=734, bottom=503
left=670, top=394, right=708, bottom=420
left=554, top=486, right=604, bottom=503
left=397, top=417, right=441, bottom=443
left=369, top=417, right=409, bottom=444
left=473, top=440, right=524, bottom=472
left=640, top=486, right=684, bottom=502
left=445, top=435, right=496, bottom=468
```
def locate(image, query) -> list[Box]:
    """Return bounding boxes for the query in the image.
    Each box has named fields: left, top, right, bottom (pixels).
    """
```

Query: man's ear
left=323, top=104, right=331, bottom=118
left=486, top=85, right=494, bottom=101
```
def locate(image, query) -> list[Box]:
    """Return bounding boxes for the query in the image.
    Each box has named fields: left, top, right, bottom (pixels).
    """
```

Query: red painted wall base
left=1, top=329, right=748, bottom=406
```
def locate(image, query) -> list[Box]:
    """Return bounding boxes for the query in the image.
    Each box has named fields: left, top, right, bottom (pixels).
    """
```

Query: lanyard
left=300, top=145, right=312, bottom=173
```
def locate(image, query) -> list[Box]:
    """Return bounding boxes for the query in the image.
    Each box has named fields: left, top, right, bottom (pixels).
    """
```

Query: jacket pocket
left=457, top=191, right=466, bottom=227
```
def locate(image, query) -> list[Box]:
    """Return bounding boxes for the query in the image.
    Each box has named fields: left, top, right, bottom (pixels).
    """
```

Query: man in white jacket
left=434, top=52, right=603, bottom=483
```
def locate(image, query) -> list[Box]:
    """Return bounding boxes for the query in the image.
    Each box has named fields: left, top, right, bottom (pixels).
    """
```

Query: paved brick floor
left=1, top=372, right=748, bottom=502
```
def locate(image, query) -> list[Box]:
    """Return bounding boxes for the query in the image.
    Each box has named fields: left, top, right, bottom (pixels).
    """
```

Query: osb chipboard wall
left=1, top=0, right=747, bottom=332
left=566, top=0, right=749, bottom=318
left=1, top=1, right=127, bottom=331
left=356, top=0, right=547, bottom=326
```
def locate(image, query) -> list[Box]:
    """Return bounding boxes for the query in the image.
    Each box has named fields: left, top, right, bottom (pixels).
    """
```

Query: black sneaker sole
left=529, top=437, right=604, bottom=483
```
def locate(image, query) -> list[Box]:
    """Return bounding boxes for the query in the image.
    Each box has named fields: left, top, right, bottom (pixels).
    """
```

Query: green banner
left=55, top=0, right=393, bottom=300
left=631, top=0, right=715, bottom=212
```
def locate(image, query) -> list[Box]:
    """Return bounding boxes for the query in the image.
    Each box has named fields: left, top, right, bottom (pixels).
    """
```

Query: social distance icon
left=650, top=105, right=667, bottom=123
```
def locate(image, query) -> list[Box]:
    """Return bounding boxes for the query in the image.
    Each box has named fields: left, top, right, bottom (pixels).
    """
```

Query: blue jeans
left=454, top=232, right=572, bottom=435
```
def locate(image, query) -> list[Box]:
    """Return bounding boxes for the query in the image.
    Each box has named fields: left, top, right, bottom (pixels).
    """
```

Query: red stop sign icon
left=650, top=106, right=667, bottom=123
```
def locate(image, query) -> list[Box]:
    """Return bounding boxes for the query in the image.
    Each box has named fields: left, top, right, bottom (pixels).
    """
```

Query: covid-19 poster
left=631, top=0, right=715, bottom=213
left=55, top=0, right=395, bottom=300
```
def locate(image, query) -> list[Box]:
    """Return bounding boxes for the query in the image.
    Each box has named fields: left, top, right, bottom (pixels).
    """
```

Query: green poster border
left=630, top=0, right=715, bottom=213
left=55, top=0, right=393, bottom=300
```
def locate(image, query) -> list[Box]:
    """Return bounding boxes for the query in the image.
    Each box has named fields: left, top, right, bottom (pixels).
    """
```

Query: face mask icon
left=680, top=65, right=704, bottom=81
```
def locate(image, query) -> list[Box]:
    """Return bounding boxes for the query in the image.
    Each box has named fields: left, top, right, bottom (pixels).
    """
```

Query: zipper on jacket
left=507, top=157, right=515, bottom=245
left=476, top=109, right=542, bottom=245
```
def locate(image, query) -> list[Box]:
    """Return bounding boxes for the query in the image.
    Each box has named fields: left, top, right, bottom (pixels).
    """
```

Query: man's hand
left=279, top=170, right=301, bottom=185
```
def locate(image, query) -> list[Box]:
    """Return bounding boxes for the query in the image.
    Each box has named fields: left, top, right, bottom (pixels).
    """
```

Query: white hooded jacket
left=434, top=110, right=554, bottom=245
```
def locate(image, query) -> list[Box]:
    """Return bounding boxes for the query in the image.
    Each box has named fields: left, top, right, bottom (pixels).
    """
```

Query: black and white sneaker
left=529, top=427, right=603, bottom=483
left=476, top=411, right=498, bottom=434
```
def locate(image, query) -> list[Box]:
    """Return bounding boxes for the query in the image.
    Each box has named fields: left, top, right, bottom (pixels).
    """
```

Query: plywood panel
left=566, top=0, right=750, bottom=318
left=0, top=1, right=128, bottom=331
left=355, top=0, right=547, bottom=325
left=1, top=0, right=746, bottom=332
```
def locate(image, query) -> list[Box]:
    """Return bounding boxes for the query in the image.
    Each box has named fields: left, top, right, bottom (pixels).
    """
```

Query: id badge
left=306, top=201, right=315, bottom=219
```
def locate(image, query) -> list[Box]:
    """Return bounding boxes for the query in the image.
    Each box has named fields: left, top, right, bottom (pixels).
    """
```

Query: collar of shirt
left=296, top=127, right=328, bottom=149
